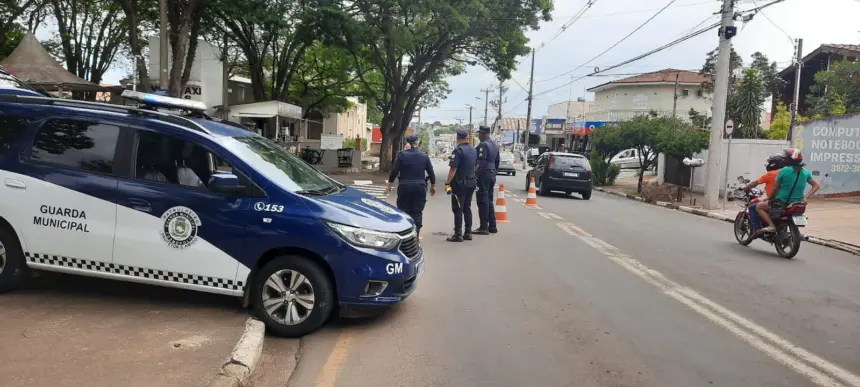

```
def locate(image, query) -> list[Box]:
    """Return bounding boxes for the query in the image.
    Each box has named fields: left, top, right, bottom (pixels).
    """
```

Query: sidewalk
left=601, top=176, right=860, bottom=255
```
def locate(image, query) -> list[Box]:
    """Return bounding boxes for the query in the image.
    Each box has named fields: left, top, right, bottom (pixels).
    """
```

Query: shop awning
left=229, top=100, right=303, bottom=120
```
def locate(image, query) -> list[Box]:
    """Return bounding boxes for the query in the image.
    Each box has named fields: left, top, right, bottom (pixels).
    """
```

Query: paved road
left=287, top=160, right=860, bottom=387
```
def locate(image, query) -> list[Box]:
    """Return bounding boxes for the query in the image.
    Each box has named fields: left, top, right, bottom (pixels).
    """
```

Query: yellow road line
left=314, top=330, right=353, bottom=387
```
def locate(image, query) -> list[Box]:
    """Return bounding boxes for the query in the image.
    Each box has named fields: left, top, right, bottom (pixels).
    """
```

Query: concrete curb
left=208, top=318, right=266, bottom=387
left=595, top=186, right=860, bottom=257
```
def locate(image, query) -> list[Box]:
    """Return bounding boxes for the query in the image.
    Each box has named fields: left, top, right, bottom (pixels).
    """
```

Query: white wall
left=593, top=84, right=711, bottom=114
left=546, top=101, right=595, bottom=119
left=322, top=98, right=367, bottom=140
left=690, top=139, right=790, bottom=194
left=147, top=37, right=224, bottom=108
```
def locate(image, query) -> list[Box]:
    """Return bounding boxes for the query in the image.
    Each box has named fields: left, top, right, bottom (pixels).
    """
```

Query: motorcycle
left=733, top=188, right=809, bottom=259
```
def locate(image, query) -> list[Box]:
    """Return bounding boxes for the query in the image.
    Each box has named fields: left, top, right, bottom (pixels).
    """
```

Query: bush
left=343, top=138, right=367, bottom=151
left=589, top=150, right=620, bottom=186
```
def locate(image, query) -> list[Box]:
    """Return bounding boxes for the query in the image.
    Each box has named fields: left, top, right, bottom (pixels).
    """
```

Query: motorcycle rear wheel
left=774, top=223, right=802, bottom=259
left=733, top=213, right=753, bottom=246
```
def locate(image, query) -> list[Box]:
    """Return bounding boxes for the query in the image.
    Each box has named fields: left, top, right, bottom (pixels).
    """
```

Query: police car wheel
left=0, top=226, right=28, bottom=293
left=252, top=256, right=334, bottom=337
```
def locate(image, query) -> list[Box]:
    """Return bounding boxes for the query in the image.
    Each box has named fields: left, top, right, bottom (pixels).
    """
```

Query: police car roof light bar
left=121, top=90, right=207, bottom=112
left=0, top=94, right=211, bottom=135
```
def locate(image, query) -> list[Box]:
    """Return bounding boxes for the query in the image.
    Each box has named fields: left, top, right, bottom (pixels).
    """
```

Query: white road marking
left=353, top=180, right=374, bottom=186
left=547, top=213, right=563, bottom=220
left=513, top=198, right=526, bottom=203
left=537, top=212, right=552, bottom=220
left=349, top=184, right=388, bottom=199
left=558, top=222, right=860, bottom=387
left=523, top=204, right=542, bottom=210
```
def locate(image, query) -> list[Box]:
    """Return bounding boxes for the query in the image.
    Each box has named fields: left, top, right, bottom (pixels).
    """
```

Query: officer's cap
left=456, top=130, right=468, bottom=139
left=478, top=126, right=491, bottom=133
left=406, top=134, right=419, bottom=144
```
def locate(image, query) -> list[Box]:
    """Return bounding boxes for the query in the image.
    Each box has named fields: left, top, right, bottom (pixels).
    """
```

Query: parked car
left=526, top=152, right=593, bottom=199
left=610, top=147, right=655, bottom=169
left=498, top=152, right=517, bottom=176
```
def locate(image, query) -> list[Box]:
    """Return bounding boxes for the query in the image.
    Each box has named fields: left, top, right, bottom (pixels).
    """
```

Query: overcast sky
left=422, top=0, right=860, bottom=125
left=37, top=0, right=859, bottom=123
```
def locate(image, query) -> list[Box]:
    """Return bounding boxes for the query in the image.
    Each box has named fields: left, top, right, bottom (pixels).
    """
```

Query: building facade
left=586, top=69, right=713, bottom=122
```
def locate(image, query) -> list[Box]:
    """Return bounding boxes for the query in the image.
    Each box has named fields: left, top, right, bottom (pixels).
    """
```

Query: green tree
left=115, top=0, right=157, bottom=92
left=699, top=46, right=743, bottom=93
left=0, top=0, right=45, bottom=46
left=48, top=0, right=128, bottom=99
left=750, top=51, right=784, bottom=97
left=767, top=101, right=791, bottom=140
left=616, top=116, right=660, bottom=193
left=688, top=108, right=710, bottom=129
left=589, top=124, right=625, bottom=163
left=807, top=59, right=860, bottom=116
left=330, top=0, right=552, bottom=171
left=727, top=68, right=766, bottom=138
left=290, top=43, right=364, bottom=119
left=655, top=118, right=709, bottom=162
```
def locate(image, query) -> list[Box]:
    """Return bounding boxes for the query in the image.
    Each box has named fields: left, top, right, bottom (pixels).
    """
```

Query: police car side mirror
left=527, top=160, right=535, bottom=167
left=209, top=173, right=245, bottom=195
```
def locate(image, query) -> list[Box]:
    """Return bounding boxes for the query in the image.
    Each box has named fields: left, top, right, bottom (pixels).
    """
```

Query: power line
left=536, top=0, right=682, bottom=84
left=750, top=0, right=793, bottom=45
left=532, top=21, right=721, bottom=98
left=503, top=98, right=528, bottom=116
left=517, top=0, right=596, bottom=65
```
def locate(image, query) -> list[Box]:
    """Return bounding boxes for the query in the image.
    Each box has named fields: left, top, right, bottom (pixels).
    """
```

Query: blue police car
left=0, top=73, right=424, bottom=337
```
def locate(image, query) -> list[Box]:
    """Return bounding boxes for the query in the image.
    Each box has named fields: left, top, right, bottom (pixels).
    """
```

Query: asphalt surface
left=287, top=160, right=860, bottom=387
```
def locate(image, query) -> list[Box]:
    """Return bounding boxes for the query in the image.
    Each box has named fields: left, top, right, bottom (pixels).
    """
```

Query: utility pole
left=467, top=104, right=474, bottom=138
left=159, top=0, right=168, bottom=90
left=788, top=38, right=803, bottom=141
left=524, top=48, right=536, bottom=160
left=703, top=0, right=736, bottom=210
left=222, top=34, right=229, bottom=120
left=672, top=72, right=680, bottom=117
left=480, top=87, right=493, bottom=126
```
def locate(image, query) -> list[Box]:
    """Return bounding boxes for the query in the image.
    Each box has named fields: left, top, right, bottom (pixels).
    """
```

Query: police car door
left=6, top=115, right=121, bottom=272
left=111, top=127, right=253, bottom=296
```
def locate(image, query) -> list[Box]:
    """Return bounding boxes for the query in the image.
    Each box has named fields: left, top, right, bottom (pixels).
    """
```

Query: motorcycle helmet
left=765, top=153, right=786, bottom=171
left=782, top=148, right=803, bottom=165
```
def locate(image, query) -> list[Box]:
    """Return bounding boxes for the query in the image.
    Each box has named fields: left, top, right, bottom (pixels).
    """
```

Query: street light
left=465, top=104, right=474, bottom=137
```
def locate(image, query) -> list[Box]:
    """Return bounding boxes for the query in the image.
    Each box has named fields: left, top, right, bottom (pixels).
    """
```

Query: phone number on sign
left=830, top=164, right=860, bottom=172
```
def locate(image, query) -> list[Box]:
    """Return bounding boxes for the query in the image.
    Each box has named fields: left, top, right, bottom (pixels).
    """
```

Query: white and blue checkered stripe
left=24, top=252, right=244, bottom=291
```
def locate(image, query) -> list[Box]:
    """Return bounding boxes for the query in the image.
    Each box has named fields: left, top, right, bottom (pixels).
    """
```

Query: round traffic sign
left=724, top=118, right=735, bottom=136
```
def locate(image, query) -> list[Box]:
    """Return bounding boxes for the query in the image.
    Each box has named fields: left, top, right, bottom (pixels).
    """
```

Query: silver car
left=498, top=152, right=517, bottom=176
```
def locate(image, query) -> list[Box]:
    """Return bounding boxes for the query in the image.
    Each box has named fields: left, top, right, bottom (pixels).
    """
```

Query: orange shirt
left=758, top=170, right=779, bottom=196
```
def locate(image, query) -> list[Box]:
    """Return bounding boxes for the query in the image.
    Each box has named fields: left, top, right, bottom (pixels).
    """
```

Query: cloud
left=423, top=0, right=860, bottom=124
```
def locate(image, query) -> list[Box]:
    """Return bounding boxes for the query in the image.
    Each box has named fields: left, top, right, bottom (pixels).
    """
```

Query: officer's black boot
left=446, top=235, right=464, bottom=242
left=463, top=232, right=473, bottom=240
left=488, top=228, right=498, bottom=234
left=471, top=228, right=489, bottom=235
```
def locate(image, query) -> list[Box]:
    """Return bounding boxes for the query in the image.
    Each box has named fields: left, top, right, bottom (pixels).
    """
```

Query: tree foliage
left=807, top=59, right=860, bottom=117
left=47, top=0, right=127, bottom=98
left=767, top=100, right=790, bottom=140
left=330, top=0, right=552, bottom=171
left=589, top=124, right=624, bottom=162
left=727, top=67, right=766, bottom=138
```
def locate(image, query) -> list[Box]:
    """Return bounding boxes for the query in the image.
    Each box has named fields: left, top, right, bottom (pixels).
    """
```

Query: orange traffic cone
left=525, top=177, right=539, bottom=208
left=495, top=184, right=509, bottom=223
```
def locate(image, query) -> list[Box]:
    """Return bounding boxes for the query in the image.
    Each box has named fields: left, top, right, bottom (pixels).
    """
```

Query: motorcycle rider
left=756, top=148, right=821, bottom=233
left=742, top=154, right=786, bottom=231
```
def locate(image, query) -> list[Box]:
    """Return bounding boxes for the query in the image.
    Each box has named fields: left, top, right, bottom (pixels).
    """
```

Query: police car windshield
left=222, top=136, right=340, bottom=193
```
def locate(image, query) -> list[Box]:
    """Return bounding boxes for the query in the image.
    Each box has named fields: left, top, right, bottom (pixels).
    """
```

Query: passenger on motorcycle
left=756, top=148, right=821, bottom=233
left=742, top=154, right=785, bottom=230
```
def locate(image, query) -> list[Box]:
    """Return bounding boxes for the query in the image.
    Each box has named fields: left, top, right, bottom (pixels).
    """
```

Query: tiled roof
left=610, top=69, right=711, bottom=84
left=588, top=69, right=712, bottom=92
left=493, top=117, right=528, bottom=131
left=824, top=44, right=860, bottom=53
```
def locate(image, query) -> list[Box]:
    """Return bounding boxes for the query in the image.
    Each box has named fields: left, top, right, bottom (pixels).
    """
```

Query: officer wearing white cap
left=473, top=125, right=500, bottom=235
left=387, top=134, right=435, bottom=238
left=444, top=130, right=477, bottom=242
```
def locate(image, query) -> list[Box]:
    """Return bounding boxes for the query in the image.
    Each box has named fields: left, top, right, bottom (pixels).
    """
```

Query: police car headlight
left=325, top=222, right=400, bottom=250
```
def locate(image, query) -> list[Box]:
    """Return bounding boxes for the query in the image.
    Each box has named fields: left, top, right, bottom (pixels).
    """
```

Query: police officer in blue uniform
left=444, top=130, right=478, bottom=242
left=473, top=126, right=500, bottom=235
left=387, top=134, right=436, bottom=238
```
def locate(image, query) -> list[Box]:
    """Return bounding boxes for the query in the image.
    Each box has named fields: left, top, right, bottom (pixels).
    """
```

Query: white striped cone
left=495, top=184, right=509, bottom=223
left=525, top=177, right=538, bottom=207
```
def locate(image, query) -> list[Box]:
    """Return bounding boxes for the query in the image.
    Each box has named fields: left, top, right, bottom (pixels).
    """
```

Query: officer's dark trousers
left=396, top=183, right=427, bottom=233
left=476, top=172, right=497, bottom=231
left=451, top=185, right=475, bottom=236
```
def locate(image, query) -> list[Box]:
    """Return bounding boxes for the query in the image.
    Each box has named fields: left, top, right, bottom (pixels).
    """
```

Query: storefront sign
left=529, top=119, right=542, bottom=134
left=793, top=114, right=860, bottom=195
left=543, top=119, right=565, bottom=135
left=321, top=134, right=345, bottom=150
